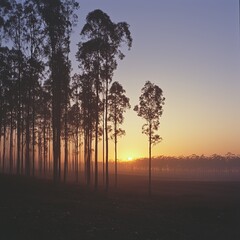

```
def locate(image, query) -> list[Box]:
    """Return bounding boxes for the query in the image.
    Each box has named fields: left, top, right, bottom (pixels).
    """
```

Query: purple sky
left=69, top=0, right=240, bottom=159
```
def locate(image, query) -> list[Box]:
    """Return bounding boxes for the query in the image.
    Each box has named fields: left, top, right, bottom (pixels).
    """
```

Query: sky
left=70, top=0, right=240, bottom=160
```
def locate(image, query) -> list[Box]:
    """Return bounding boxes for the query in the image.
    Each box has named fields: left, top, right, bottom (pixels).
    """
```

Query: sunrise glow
left=0, top=1, right=239, bottom=239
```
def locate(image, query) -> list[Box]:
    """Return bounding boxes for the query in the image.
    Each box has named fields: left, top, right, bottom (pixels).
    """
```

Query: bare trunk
left=105, top=79, right=109, bottom=191
left=32, top=95, right=35, bottom=177
left=149, top=122, right=152, bottom=196
left=48, top=126, right=51, bottom=173
left=9, top=110, right=13, bottom=174
left=52, top=66, right=61, bottom=183
left=38, top=127, right=42, bottom=176
left=64, top=111, right=68, bottom=183
left=114, top=117, right=117, bottom=188
left=75, top=126, right=79, bottom=182
left=21, top=119, right=24, bottom=175
left=94, top=82, right=99, bottom=190
left=2, top=123, right=6, bottom=173
left=25, top=96, right=30, bottom=176
left=43, top=115, right=47, bottom=176
left=16, top=53, right=21, bottom=176
left=102, top=96, right=105, bottom=184
left=86, top=129, right=91, bottom=186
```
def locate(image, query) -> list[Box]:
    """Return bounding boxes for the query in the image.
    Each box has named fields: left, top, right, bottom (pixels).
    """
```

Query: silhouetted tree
left=134, top=81, right=165, bottom=195
left=108, top=81, right=130, bottom=187
left=36, top=0, right=79, bottom=182
left=84, top=10, right=132, bottom=191
left=76, top=25, right=104, bottom=189
left=79, top=73, right=96, bottom=186
left=5, top=1, right=26, bottom=175
left=22, top=0, right=45, bottom=176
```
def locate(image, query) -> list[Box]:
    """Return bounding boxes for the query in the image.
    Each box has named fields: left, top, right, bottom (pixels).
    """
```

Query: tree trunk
left=75, top=126, right=79, bottom=183
left=52, top=52, right=62, bottom=183
left=16, top=56, right=21, bottom=176
left=105, top=79, right=109, bottom=191
left=21, top=118, right=24, bottom=175
left=114, top=124, right=117, bottom=188
left=32, top=94, right=35, bottom=177
left=149, top=122, right=152, bottom=196
left=102, top=94, right=105, bottom=185
left=114, top=104, right=117, bottom=188
left=43, top=114, right=47, bottom=176
left=64, top=111, right=68, bottom=183
left=2, top=123, right=6, bottom=173
left=94, top=80, right=99, bottom=190
left=86, top=128, right=91, bottom=186
left=38, top=127, right=42, bottom=176
left=9, top=110, right=13, bottom=174
left=48, top=126, right=51, bottom=174
left=25, top=94, right=30, bottom=176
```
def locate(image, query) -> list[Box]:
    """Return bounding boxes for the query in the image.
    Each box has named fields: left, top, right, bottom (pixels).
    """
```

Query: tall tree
left=79, top=73, right=96, bottom=186
left=22, top=0, right=45, bottom=176
left=108, top=81, right=130, bottom=187
left=82, top=9, right=132, bottom=191
left=0, top=47, right=17, bottom=173
left=5, top=1, right=26, bottom=175
left=36, top=0, right=79, bottom=182
left=76, top=37, right=103, bottom=189
left=134, top=81, right=165, bottom=196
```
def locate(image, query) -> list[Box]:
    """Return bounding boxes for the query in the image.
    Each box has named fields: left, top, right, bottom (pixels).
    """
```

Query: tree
left=108, top=81, right=130, bottom=187
left=77, top=9, right=132, bottom=190
left=82, top=9, right=132, bottom=191
left=79, top=73, right=96, bottom=186
left=36, top=0, right=79, bottom=182
left=5, top=1, right=26, bottom=175
left=76, top=32, right=104, bottom=190
left=22, top=0, right=45, bottom=176
left=134, top=81, right=165, bottom=195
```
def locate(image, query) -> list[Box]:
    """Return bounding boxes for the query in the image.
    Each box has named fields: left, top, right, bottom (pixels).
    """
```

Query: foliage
left=134, top=81, right=165, bottom=145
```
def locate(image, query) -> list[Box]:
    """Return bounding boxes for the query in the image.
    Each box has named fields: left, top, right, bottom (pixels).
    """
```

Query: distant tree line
left=118, top=154, right=240, bottom=180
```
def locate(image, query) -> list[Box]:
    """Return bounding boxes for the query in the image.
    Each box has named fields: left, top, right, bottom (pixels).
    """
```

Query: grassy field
left=0, top=174, right=240, bottom=240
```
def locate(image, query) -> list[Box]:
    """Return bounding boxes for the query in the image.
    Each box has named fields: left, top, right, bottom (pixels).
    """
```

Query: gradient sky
left=70, top=0, right=240, bottom=160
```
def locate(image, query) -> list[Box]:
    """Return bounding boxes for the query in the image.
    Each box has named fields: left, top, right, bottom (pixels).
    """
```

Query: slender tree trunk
left=114, top=114, right=117, bottom=188
left=105, top=79, right=109, bottom=191
left=21, top=118, right=24, bottom=175
left=102, top=95, right=105, bottom=184
left=86, top=128, right=91, bottom=186
left=43, top=113, right=47, bottom=176
left=84, top=132, right=87, bottom=183
left=38, top=127, right=42, bottom=176
left=17, top=103, right=21, bottom=175
left=25, top=93, right=30, bottom=176
left=75, top=128, right=79, bottom=183
left=9, top=110, right=13, bottom=174
left=0, top=119, right=2, bottom=171
left=149, top=122, right=152, bottom=196
left=94, top=80, right=99, bottom=190
left=2, top=123, right=6, bottom=173
left=48, top=126, right=51, bottom=174
left=32, top=94, right=35, bottom=177
left=0, top=136, right=1, bottom=172
left=64, top=111, right=68, bottom=183
left=52, top=96, right=60, bottom=182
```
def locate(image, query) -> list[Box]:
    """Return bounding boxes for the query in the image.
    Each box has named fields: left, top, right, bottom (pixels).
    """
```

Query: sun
left=127, top=156, right=133, bottom=161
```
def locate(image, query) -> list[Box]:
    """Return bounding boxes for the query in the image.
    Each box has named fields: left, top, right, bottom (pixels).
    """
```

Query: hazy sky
left=70, top=0, right=240, bottom=160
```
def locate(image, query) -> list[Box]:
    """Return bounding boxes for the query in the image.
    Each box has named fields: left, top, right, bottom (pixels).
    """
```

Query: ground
left=0, top=174, right=240, bottom=240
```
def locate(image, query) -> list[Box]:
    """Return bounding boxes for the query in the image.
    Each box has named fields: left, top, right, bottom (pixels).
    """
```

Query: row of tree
left=118, top=154, right=240, bottom=180
left=0, top=0, right=165, bottom=194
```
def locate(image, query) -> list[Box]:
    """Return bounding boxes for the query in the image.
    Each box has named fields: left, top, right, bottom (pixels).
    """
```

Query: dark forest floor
left=0, top=174, right=240, bottom=240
